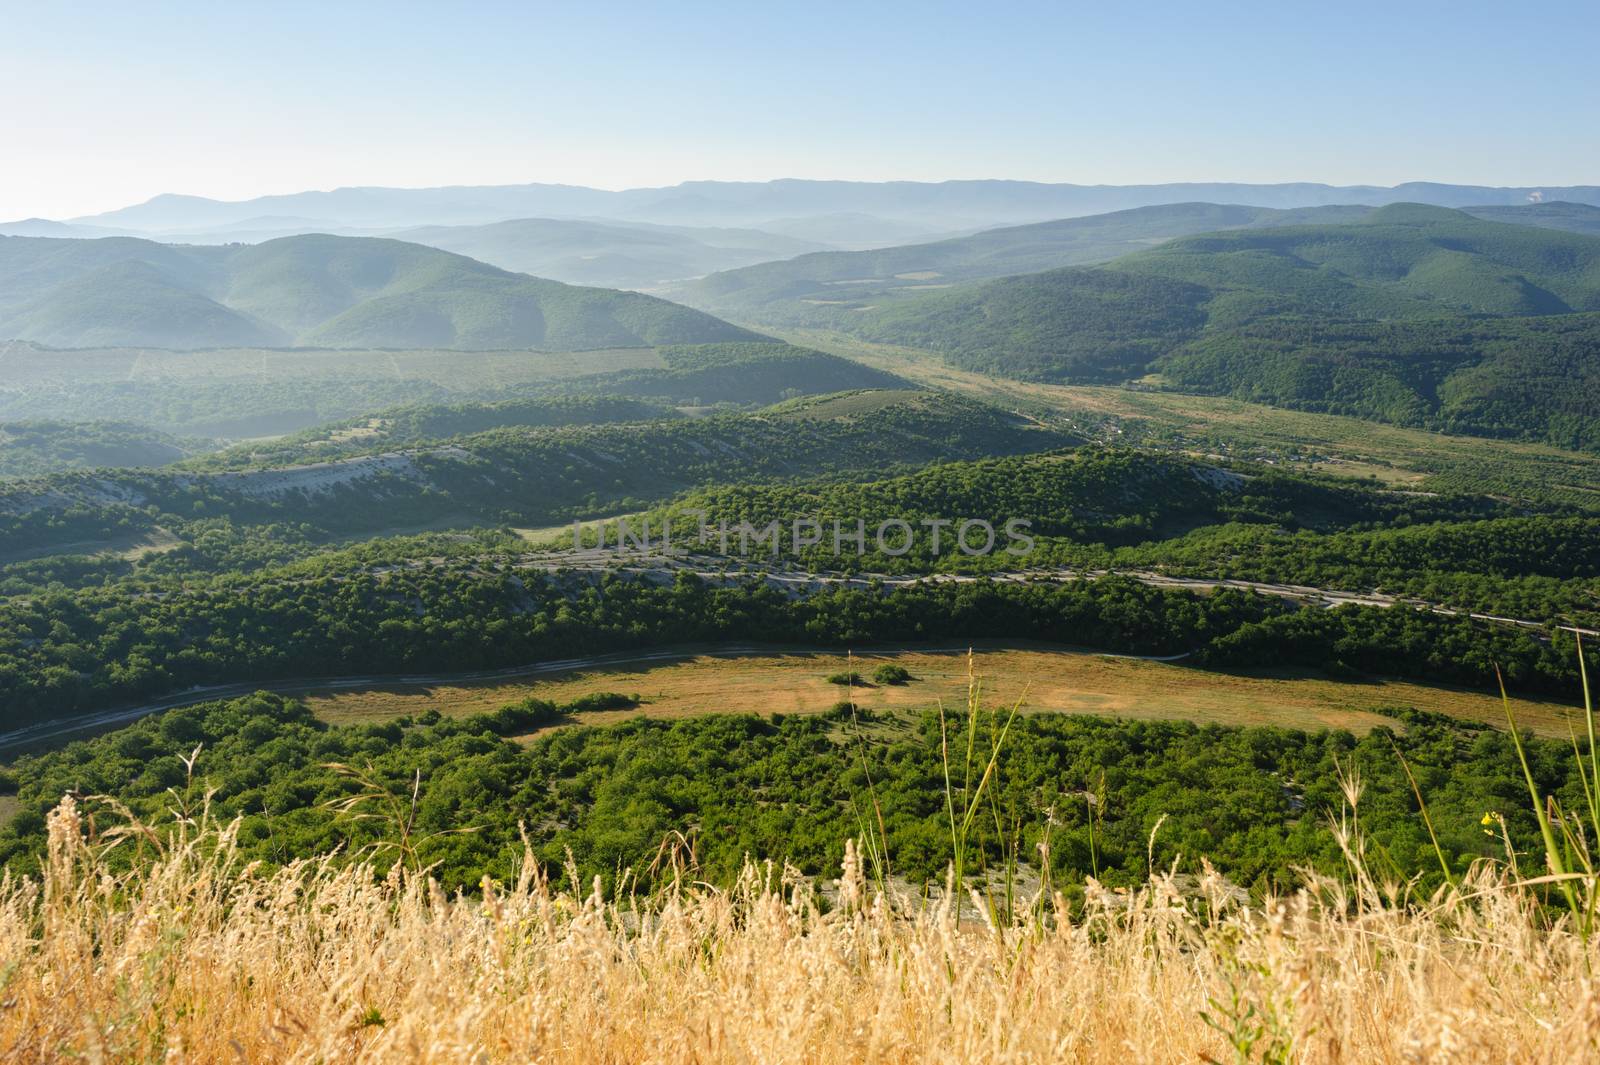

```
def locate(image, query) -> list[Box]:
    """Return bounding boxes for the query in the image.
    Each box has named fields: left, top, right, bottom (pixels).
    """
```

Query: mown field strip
left=305, top=643, right=1577, bottom=738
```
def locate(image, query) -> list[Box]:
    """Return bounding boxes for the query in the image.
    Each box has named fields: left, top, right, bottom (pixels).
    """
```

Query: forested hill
left=180, top=343, right=907, bottom=469
left=830, top=206, right=1600, bottom=450
left=0, top=420, right=211, bottom=479
left=667, top=201, right=1600, bottom=325
left=0, top=233, right=759, bottom=350
left=1102, top=203, right=1600, bottom=317
left=667, top=203, right=1373, bottom=320
left=1460, top=201, right=1600, bottom=236
left=0, top=390, right=1068, bottom=556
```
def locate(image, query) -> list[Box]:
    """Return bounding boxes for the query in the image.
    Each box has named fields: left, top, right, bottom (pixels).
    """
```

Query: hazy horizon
left=40, top=174, right=1600, bottom=222
left=4, top=0, right=1596, bottom=221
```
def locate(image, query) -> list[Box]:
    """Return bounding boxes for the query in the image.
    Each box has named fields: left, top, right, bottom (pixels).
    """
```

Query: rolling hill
left=0, top=390, right=1068, bottom=559
left=541, top=341, right=908, bottom=407
left=1461, top=201, right=1600, bottom=237
left=0, top=339, right=892, bottom=438
left=667, top=203, right=1374, bottom=321
left=0, top=233, right=759, bottom=350
left=182, top=343, right=909, bottom=468
left=673, top=201, right=1600, bottom=328
left=390, top=218, right=823, bottom=289
left=1097, top=203, right=1600, bottom=318
left=833, top=205, right=1600, bottom=448
left=0, top=420, right=213, bottom=479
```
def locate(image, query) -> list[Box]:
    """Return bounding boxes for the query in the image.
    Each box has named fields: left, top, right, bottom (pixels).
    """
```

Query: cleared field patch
left=303, top=643, right=1576, bottom=737
left=512, top=511, right=646, bottom=547
left=772, top=389, right=927, bottom=420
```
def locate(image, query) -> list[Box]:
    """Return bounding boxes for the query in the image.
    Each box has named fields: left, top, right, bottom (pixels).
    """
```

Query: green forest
left=0, top=568, right=1585, bottom=732
left=737, top=207, right=1600, bottom=452
left=0, top=688, right=1585, bottom=903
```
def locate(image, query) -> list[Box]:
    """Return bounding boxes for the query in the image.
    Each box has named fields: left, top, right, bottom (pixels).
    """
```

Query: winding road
left=2, top=555, right=1592, bottom=755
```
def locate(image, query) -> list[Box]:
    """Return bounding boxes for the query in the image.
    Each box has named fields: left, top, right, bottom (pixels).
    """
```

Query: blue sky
left=1, top=0, right=1595, bottom=219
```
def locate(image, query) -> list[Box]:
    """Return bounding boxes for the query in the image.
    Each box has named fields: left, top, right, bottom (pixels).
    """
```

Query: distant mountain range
left=0, top=232, right=757, bottom=350
left=12, top=178, right=1600, bottom=242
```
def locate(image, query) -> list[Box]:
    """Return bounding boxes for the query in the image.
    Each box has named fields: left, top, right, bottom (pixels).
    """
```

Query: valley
left=3, top=180, right=1600, bottom=1065
left=7, top=10, right=1600, bottom=1060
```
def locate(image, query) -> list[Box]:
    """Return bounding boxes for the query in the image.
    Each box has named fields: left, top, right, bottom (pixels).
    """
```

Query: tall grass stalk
left=937, top=649, right=1023, bottom=923
left=843, top=649, right=892, bottom=896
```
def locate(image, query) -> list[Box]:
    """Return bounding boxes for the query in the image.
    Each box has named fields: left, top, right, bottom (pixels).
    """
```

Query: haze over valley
left=3, top=4, right=1598, bottom=1059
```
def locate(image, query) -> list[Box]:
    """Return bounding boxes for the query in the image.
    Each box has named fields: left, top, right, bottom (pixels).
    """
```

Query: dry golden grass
left=306, top=645, right=1577, bottom=737
left=8, top=796, right=1599, bottom=1064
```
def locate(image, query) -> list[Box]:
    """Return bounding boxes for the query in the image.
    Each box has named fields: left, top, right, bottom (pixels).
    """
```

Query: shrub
left=821, top=700, right=878, bottom=723
left=563, top=691, right=641, bottom=713
left=872, top=664, right=912, bottom=686
left=462, top=697, right=562, bottom=735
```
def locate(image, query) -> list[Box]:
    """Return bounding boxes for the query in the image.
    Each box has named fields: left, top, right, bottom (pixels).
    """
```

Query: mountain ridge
left=64, top=179, right=1600, bottom=233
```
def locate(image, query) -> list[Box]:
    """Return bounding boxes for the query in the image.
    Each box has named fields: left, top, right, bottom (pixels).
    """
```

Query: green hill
left=649, top=448, right=1584, bottom=579
left=3, top=260, right=280, bottom=348
left=1461, top=201, right=1600, bottom=237
left=666, top=203, right=1375, bottom=323
left=671, top=201, right=1600, bottom=330
left=0, top=390, right=1068, bottom=558
left=0, top=340, right=892, bottom=439
left=840, top=206, right=1600, bottom=448
left=1106, top=203, right=1600, bottom=317
left=194, top=395, right=676, bottom=469
left=0, top=420, right=213, bottom=478
left=0, top=234, right=759, bottom=350
left=1154, top=314, right=1600, bottom=449
left=545, top=341, right=908, bottom=406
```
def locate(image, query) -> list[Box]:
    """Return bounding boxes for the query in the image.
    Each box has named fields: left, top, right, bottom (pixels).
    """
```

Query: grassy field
left=770, top=327, right=1600, bottom=502
left=305, top=643, right=1575, bottom=737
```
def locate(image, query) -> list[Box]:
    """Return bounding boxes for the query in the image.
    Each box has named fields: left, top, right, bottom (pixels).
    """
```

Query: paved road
left=3, top=554, right=1591, bottom=755
left=499, top=550, right=1599, bottom=636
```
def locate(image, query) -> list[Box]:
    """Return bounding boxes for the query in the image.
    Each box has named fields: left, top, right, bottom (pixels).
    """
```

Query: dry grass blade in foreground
left=2, top=793, right=1598, bottom=1064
